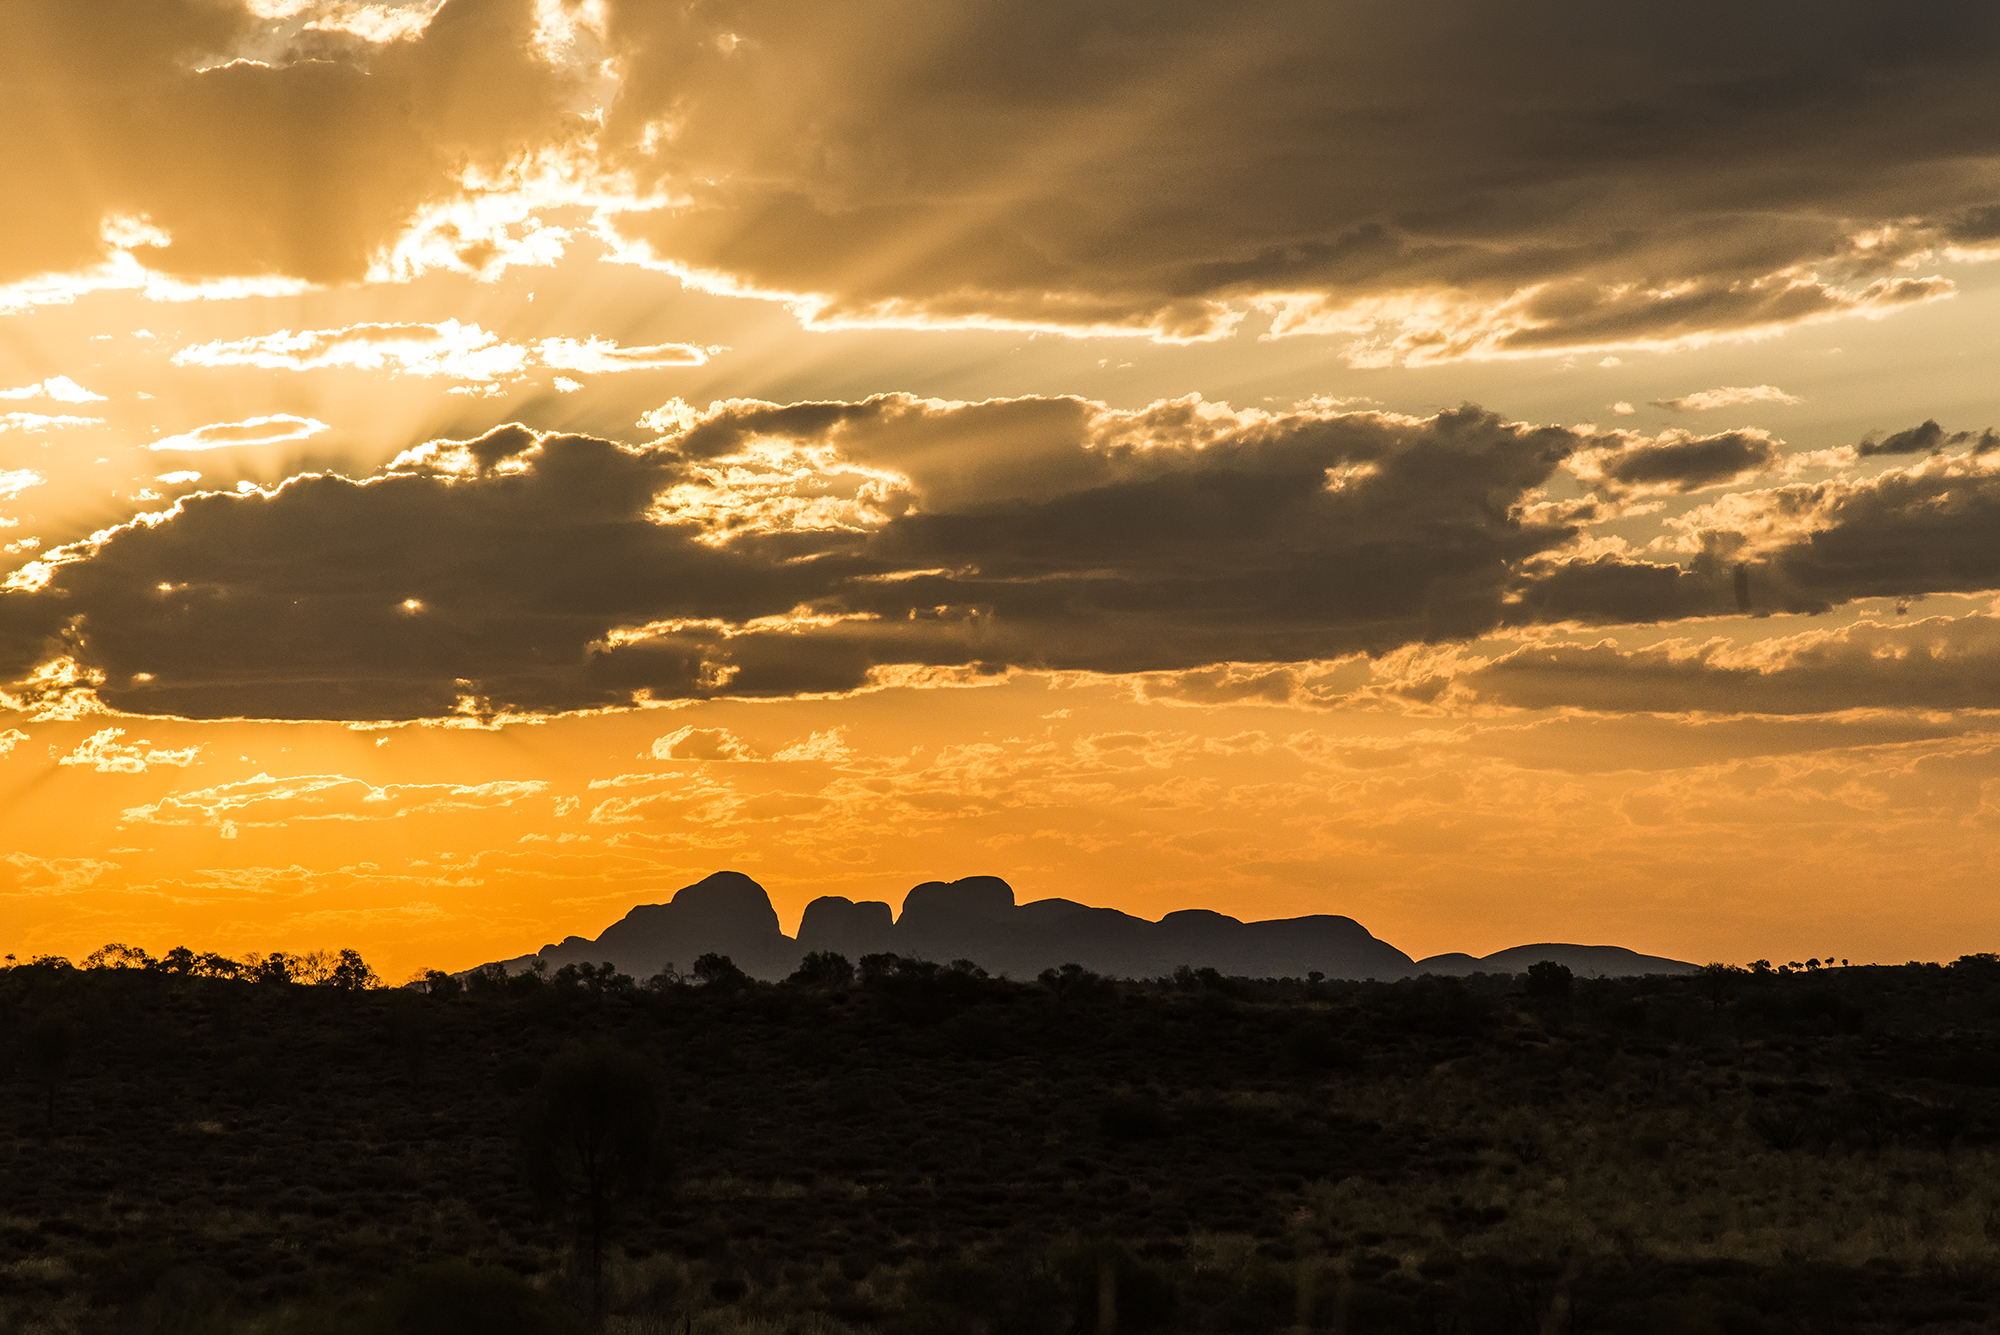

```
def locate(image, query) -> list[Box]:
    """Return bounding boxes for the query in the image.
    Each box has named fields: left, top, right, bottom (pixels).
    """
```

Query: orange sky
left=7, top=0, right=2000, bottom=980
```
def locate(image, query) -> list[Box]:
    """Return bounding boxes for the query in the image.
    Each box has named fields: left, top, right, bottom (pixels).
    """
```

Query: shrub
left=789, top=951, right=856, bottom=988
left=1099, top=1094, right=1168, bottom=1141
left=692, top=954, right=747, bottom=989
left=522, top=1040, right=665, bottom=1303
left=1524, top=960, right=1573, bottom=1000
left=369, top=1262, right=575, bottom=1334
left=328, top=949, right=380, bottom=990
left=83, top=943, right=156, bottom=970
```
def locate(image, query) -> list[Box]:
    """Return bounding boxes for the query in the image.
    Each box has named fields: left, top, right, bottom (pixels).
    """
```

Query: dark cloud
left=9, top=1, right=2000, bottom=354
left=593, top=0, right=1997, bottom=351
left=1580, top=430, right=1779, bottom=495
left=15, top=397, right=2000, bottom=722
left=1857, top=420, right=1999, bottom=456
left=0, top=401, right=1587, bottom=719
left=1859, top=419, right=1948, bottom=456
left=1513, top=452, right=2000, bottom=629
left=1, top=0, right=572, bottom=285
left=1463, top=615, right=2000, bottom=715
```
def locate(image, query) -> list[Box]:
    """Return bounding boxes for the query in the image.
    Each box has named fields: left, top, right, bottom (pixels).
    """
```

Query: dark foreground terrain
left=5, top=950, right=2000, bottom=1333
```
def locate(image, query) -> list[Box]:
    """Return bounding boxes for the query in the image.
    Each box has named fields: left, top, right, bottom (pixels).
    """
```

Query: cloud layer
left=4, top=396, right=2000, bottom=721
left=8, top=0, right=2000, bottom=355
left=1462, top=614, right=2000, bottom=716
left=172, top=321, right=711, bottom=381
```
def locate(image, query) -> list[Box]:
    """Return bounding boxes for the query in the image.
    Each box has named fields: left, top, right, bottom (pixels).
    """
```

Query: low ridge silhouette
left=491, top=871, right=1698, bottom=982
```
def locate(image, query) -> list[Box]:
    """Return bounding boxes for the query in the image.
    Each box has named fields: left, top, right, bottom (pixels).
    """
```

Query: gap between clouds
left=120, top=773, right=546, bottom=832
left=172, top=321, right=716, bottom=383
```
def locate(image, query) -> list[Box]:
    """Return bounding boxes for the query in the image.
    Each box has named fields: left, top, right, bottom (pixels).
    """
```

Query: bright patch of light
left=0, top=413, right=99, bottom=433
left=536, top=336, right=711, bottom=372
left=0, top=245, right=311, bottom=315
left=151, top=414, right=330, bottom=452
left=648, top=441, right=913, bottom=544
left=531, top=0, right=608, bottom=64
left=1653, top=385, right=1804, bottom=412
left=1323, top=462, right=1379, bottom=492
left=101, top=214, right=171, bottom=251
left=0, top=376, right=106, bottom=403
left=3, top=560, right=60, bottom=592
left=367, top=152, right=591, bottom=283
left=637, top=398, right=704, bottom=436
left=175, top=320, right=530, bottom=381
left=59, top=727, right=201, bottom=773
left=0, top=470, right=46, bottom=500
left=305, top=0, right=446, bottom=43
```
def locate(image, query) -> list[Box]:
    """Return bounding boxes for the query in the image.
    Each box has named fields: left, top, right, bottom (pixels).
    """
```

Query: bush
left=522, top=1040, right=665, bottom=1295
left=897, top=1256, right=1069, bottom=1335
left=692, top=953, right=747, bottom=989
left=1099, top=1094, right=1168, bottom=1141
left=789, top=951, right=856, bottom=988
left=370, top=1262, right=575, bottom=1334
left=1289, top=1018, right=1356, bottom=1070
left=1057, top=1243, right=1178, bottom=1335
left=1524, top=960, right=1573, bottom=1000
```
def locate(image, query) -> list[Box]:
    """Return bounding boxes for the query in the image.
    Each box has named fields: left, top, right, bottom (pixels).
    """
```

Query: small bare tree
left=25, top=1010, right=77, bottom=1134
left=522, top=1041, right=665, bottom=1318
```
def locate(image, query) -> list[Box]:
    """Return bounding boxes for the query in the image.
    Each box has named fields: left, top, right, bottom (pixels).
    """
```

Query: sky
left=6, top=0, right=2000, bottom=979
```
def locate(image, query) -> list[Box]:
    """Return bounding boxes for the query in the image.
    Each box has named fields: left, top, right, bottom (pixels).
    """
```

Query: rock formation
left=488, top=870, right=1697, bottom=982
left=1415, top=943, right=1699, bottom=978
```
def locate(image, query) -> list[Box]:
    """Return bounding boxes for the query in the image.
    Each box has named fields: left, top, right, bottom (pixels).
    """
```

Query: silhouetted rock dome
left=797, top=896, right=896, bottom=958
left=898, top=875, right=1016, bottom=927
left=485, top=869, right=1694, bottom=983
left=668, top=870, right=781, bottom=936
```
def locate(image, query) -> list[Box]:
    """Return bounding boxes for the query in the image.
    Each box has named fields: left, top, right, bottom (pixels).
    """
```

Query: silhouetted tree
left=1061, top=1241, right=1177, bottom=1334
left=858, top=951, right=905, bottom=985
left=418, top=969, right=464, bottom=1000
left=522, top=1041, right=665, bottom=1315
left=789, top=951, right=856, bottom=988
left=25, top=1009, right=77, bottom=1133
left=193, top=952, right=244, bottom=979
left=369, top=1260, right=577, bottom=1334
left=691, top=953, right=746, bottom=989
left=464, top=962, right=513, bottom=997
left=247, top=952, right=301, bottom=985
left=1041, top=962, right=1107, bottom=1012
left=83, top=942, right=155, bottom=970
left=1169, top=964, right=1233, bottom=995
left=552, top=961, right=635, bottom=999
left=1699, top=961, right=1742, bottom=1011
left=1525, top=960, right=1574, bottom=1000
left=328, top=948, right=379, bottom=990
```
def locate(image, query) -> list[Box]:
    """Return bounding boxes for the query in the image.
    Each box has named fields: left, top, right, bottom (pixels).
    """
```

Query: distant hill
left=489, top=871, right=1698, bottom=983
left=1415, top=944, right=1700, bottom=979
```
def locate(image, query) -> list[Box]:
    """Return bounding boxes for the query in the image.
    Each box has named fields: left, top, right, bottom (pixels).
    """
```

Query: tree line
left=7, top=942, right=380, bottom=988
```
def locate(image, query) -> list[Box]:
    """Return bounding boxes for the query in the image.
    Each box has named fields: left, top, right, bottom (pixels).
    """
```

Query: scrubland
left=4, top=949, right=1999, bottom=1332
